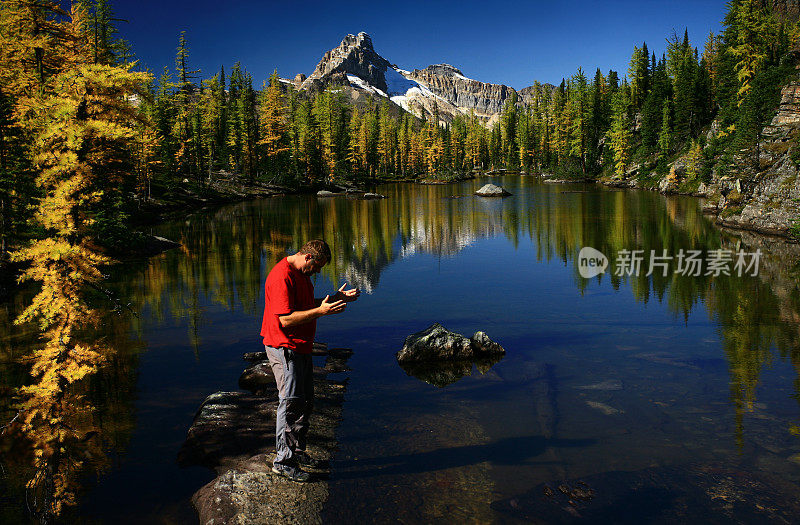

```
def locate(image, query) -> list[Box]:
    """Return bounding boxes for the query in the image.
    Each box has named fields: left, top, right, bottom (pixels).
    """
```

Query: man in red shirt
left=261, top=239, right=359, bottom=482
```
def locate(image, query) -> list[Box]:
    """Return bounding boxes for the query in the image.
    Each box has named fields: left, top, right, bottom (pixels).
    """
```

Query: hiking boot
left=294, top=450, right=325, bottom=469
left=271, top=464, right=311, bottom=483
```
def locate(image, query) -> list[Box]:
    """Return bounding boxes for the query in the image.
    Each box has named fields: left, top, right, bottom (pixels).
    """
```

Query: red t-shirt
left=260, top=257, right=316, bottom=354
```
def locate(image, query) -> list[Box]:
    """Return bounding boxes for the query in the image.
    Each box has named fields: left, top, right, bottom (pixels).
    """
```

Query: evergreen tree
left=607, top=87, right=632, bottom=177
left=585, top=69, right=608, bottom=172
left=658, top=98, right=673, bottom=158
left=215, top=65, right=228, bottom=169
left=258, top=70, right=289, bottom=179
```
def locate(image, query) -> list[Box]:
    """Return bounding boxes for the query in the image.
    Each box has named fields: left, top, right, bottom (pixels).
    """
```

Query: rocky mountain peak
left=423, top=64, right=465, bottom=77
left=301, top=31, right=391, bottom=92
left=342, top=32, right=374, bottom=52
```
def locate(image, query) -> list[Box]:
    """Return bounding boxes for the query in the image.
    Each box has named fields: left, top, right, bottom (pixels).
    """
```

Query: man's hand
left=318, top=294, right=347, bottom=316
left=332, top=282, right=360, bottom=303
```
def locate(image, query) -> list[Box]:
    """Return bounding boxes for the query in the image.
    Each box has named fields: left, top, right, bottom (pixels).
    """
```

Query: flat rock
left=187, top=345, right=354, bottom=524
left=474, top=183, right=511, bottom=197
left=244, top=342, right=331, bottom=362
left=316, top=190, right=341, bottom=197
left=192, top=453, right=329, bottom=525
left=177, top=392, right=277, bottom=470
left=395, top=323, right=505, bottom=363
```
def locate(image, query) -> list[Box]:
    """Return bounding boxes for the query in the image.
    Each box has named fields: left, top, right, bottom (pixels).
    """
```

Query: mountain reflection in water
left=1, top=175, right=800, bottom=523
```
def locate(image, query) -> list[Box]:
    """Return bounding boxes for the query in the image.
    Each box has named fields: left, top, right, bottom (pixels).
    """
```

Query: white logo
left=578, top=247, right=608, bottom=278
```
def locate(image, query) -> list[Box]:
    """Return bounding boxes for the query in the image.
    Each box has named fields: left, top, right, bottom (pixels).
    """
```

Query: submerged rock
left=474, top=183, right=511, bottom=197
left=316, top=190, right=341, bottom=197
left=362, top=192, right=386, bottom=199
left=491, top=464, right=800, bottom=523
left=395, top=323, right=505, bottom=363
left=137, top=235, right=182, bottom=256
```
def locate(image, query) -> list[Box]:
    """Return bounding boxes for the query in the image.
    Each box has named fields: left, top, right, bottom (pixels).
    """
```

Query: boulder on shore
left=475, top=183, right=511, bottom=197
left=395, top=323, right=505, bottom=363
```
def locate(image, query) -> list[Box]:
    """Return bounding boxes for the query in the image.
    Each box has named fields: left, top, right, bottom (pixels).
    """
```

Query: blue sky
left=115, top=0, right=726, bottom=89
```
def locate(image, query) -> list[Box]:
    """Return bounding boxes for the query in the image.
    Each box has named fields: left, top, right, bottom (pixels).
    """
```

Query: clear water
left=2, top=175, right=800, bottom=523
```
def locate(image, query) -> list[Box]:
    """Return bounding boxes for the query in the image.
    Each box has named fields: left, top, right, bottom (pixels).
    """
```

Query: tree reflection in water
left=1, top=286, right=139, bottom=522
left=2, top=177, right=800, bottom=520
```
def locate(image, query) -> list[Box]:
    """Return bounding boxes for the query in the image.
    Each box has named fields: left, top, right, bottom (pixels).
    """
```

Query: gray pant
left=265, top=345, right=314, bottom=467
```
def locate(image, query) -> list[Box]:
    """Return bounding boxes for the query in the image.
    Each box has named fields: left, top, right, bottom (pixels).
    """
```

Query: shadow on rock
left=177, top=391, right=277, bottom=470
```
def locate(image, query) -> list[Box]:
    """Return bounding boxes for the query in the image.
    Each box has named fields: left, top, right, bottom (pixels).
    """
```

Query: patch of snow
left=391, top=83, right=456, bottom=115
left=347, top=74, right=388, bottom=98
left=385, top=67, right=418, bottom=96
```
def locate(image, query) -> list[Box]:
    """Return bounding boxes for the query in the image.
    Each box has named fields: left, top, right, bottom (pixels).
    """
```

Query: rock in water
left=474, top=184, right=511, bottom=197
left=395, top=323, right=505, bottom=363
left=137, top=235, right=181, bottom=256
left=238, top=362, right=276, bottom=396
left=177, top=392, right=277, bottom=469
left=471, top=331, right=504, bottom=354
left=491, top=464, right=800, bottom=523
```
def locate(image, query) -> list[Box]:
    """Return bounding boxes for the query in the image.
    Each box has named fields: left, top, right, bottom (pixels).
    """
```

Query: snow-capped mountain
left=294, top=32, right=529, bottom=125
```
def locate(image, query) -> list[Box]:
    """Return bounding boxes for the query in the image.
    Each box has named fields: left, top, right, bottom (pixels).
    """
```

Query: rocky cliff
left=301, top=32, right=392, bottom=93
left=617, top=66, right=800, bottom=238
left=402, top=64, right=515, bottom=119
left=712, top=73, right=800, bottom=235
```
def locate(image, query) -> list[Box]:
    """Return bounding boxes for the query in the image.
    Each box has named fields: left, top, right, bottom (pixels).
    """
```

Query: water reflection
left=126, top=176, right=800, bottom=439
left=399, top=356, right=505, bottom=388
left=2, top=176, right=800, bottom=521
left=0, top=300, right=139, bottom=522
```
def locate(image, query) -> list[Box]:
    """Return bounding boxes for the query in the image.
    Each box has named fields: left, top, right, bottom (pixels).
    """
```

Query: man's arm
left=279, top=295, right=346, bottom=328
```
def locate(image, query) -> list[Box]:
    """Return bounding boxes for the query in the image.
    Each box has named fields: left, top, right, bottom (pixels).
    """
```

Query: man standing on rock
left=261, top=239, right=359, bottom=482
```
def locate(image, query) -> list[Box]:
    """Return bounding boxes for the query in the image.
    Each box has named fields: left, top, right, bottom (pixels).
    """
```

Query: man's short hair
left=298, top=239, right=331, bottom=265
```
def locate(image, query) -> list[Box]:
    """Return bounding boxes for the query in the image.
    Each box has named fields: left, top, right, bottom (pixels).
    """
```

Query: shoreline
left=541, top=173, right=798, bottom=241
left=2, top=170, right=793, bottom=299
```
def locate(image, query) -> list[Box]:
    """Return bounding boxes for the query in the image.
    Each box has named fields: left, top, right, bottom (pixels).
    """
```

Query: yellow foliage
left=258, top=72, right=290, bottom=159
left=1, top=1, right=152, bottom=518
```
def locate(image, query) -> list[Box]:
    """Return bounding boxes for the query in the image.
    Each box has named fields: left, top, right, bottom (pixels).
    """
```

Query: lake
left=2, top=175, right=800, bottom=523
